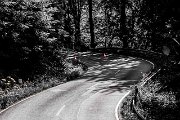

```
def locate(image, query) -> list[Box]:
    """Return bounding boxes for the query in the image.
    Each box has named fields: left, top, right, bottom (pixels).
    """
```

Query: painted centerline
left=56, top=105, right=66, bottom=116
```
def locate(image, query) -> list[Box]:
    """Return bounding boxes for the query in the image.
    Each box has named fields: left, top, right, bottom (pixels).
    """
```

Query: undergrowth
left=119, top=89, right=140, bottom=120
left=0, top=56, right=88, bottom=110
left=120, top=71, right=180, bottom=120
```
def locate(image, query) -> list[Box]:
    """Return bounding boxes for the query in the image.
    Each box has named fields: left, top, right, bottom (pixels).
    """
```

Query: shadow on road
left=78, top=53, right=153, bottom=94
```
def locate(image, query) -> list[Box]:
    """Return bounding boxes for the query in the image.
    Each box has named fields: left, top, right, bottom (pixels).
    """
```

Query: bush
left=0, top=54, right=88, bottom=110
left=64, top=58, right=88, bottom=81
left=134, top=73, right=180, bottom=120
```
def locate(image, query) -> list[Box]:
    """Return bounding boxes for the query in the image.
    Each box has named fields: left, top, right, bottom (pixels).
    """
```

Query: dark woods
left=0, top=0, right=180, bottom=80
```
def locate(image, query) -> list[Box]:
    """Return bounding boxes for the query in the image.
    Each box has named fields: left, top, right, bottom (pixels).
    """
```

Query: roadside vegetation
left=0, top=0, right=180, bottom=119
left=0, top=52, right=88, bottom=110
left=117, top=0, right=180, bottom=119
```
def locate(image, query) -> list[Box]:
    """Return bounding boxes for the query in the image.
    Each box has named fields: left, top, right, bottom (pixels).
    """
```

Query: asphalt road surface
left=0, top=53, right=153, bottom=120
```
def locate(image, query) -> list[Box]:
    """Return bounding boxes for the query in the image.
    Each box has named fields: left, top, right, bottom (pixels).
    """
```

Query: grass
left=115, top=48, right=180, bottom=120
left=0, top=57, right=88, bottom=111
left=119, top=69, right=180, bottom=120
left=0, top=76, right=65, bottom=109
left=136, top=78, right=180, bottom=120
left=118, top=88, right=140, bottom=120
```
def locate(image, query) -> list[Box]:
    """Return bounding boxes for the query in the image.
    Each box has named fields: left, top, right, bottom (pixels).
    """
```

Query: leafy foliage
left=0, top=0, right=179, bottom=82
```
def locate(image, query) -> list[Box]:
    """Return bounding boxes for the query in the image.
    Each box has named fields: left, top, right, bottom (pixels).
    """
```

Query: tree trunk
left=69, top=0, right=82, bottom=50
left=105, top=7, right=111, bottom=48
left=105, top=8, right=108, bottom=48
left=120, top=0, right=128, bottom=48
left=88, top=0, right=95, bottom=49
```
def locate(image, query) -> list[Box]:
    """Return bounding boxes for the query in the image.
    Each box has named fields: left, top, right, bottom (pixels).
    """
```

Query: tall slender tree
left=88, top=0, right=95, bottom=49
left=120, top=0, right=128, bottom=48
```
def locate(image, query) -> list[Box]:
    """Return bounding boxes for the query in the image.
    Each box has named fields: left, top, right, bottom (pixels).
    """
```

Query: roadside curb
left=115, top=91, right=131, bottom=120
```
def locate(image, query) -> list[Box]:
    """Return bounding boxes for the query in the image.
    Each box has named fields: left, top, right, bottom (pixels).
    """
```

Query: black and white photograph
left=0, top=0, right=180, bottom=120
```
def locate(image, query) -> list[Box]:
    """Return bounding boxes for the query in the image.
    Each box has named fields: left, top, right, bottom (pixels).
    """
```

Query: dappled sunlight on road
left=104, top=60, right=140, bottom=69
left=80, top=79, right=138, bottom=95
left=0, top=52, right=153, bottom=120
left=84, top=56, right=141, bottom=78
left=78, top=53, right=145, bottom=94
left=96, top=80, right=138, bottom=95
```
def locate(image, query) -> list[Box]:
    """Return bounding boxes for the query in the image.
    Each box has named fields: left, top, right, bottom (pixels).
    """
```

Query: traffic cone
left=103, top=53, right=106, bottom=57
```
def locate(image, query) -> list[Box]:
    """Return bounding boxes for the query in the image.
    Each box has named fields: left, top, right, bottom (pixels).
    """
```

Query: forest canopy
left=0, top=0, right=180, bottom=78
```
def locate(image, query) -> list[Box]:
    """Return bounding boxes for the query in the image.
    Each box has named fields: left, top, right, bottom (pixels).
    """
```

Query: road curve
left=0, top=53, right=153, bottom=120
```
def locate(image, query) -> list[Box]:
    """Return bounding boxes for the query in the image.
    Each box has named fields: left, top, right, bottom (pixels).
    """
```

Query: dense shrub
left=0, top=57, right=88, bottom=110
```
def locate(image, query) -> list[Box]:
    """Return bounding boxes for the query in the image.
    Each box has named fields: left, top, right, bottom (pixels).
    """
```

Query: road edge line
left=0, top=82, right=66, bottom=114
left=143, top=59, right=155, bottom=69
left=115, top=91, right=131, bottom=120
left=114, top=59, right=154, bottom=120
left=0, top=92, right=38, bottom=114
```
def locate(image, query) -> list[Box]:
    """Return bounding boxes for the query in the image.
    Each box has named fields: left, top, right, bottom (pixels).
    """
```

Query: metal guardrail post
left=131, top=86, right=146, bottom=120
left=131, top=68, right=161, bottom=120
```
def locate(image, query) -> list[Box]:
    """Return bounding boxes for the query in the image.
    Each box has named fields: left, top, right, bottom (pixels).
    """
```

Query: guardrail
left=131, top=86, right=146, bottom=120
left=89, top=47, right=167, bottom=66
left=130, top=68, right=161, bottom=120
left=89, top=47, right=179, bottom=120
left=90, top=47, right=180, bottom=68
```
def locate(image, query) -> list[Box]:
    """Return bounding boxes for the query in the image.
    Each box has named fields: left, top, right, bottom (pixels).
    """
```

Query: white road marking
left=115, top=91, right=131, bottom=120
left=87, top=83, right=99, bottom=90
left=0, top=93, right=38, bottom=114
left=115, top=70, right=121, bottom=74
left=81, top=90, right=93, bottom=96
left=50, top=89, right=66, bottom=92
left=56, top=105, right=66, bottom=116
left=77, top=90, right=104, bottom=120
left=81, top=83, right=99, bottom=96
left=81, top=81, right=116, bottom=96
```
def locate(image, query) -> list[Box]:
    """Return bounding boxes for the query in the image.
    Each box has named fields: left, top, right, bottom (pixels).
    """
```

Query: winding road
left=0, top=53, right=153, bottom=120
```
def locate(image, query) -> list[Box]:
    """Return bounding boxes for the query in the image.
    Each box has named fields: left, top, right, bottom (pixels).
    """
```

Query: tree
left=0, top=0, right=63, bottom=77
left=94, top=0, right=130, bottom=48
left=88, top=0, right=95, bottom=48
left=120, top=0, right=128, bottom=48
